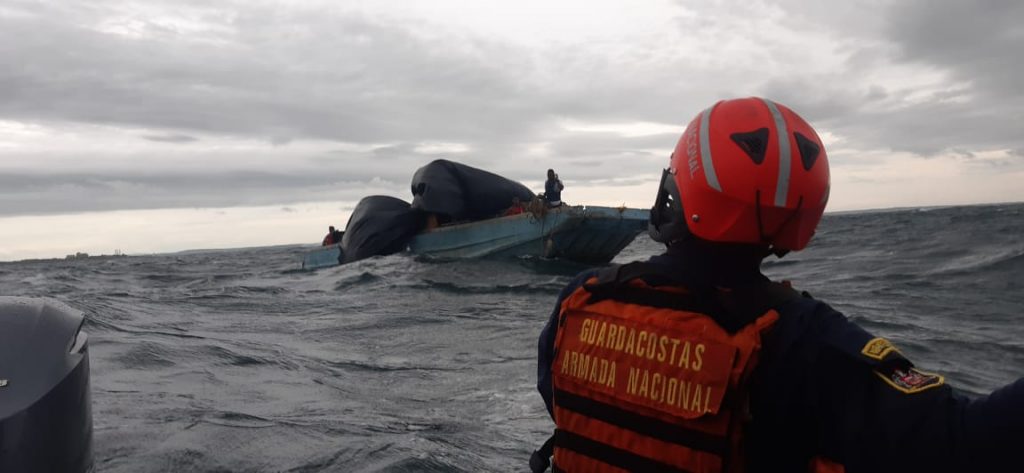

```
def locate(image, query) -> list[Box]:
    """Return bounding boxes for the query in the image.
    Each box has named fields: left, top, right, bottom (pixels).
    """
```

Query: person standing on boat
left=545, top=169, right=564, bottom=207
left=532, top=97, right=1024, bottom=473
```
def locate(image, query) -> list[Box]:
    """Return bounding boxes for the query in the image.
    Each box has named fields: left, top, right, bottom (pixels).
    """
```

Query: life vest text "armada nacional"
left=559, top=317, right=723, bottom=415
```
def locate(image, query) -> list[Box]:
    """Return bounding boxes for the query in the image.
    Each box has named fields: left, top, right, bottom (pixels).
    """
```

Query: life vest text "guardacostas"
left=559, top=317, right=718, bottom=415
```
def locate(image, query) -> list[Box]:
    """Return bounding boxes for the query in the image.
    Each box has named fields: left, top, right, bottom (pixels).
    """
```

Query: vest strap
left=554, top=429, right=693, bottom=473
left=585, top=262, right=800, bottom=333
left=555, top=387, right=728, bottom=456
left=530, top=434, right=556, bottom=473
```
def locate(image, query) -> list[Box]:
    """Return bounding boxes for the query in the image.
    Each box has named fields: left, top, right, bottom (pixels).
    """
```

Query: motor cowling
left=0, top=297, right=93, bottom=473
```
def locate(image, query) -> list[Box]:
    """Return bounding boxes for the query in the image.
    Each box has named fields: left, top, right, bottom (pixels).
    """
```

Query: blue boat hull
left=300, top=244, right=344, bottom=270
left=546, top=207, right=649, bottom=264
left=299, top=205, right=648, bottom=269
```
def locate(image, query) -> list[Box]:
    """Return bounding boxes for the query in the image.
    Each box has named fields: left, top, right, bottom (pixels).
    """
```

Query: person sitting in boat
left=504, top=196, right=525, bottom=216
left=544, top=169, right=564, bottom=207
left=424, top=213, right=440, bottom=230
left=321, top=226, right=342, bottom=246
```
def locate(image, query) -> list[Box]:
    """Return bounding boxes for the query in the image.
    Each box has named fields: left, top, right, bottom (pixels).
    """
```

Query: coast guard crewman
left=533, top=97, right=1024, bottom=472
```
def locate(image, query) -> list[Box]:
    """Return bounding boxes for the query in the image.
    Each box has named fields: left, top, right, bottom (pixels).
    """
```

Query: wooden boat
left=300, top=205, right=647, bottom=269
left=301, top=244, right=344, bottom=270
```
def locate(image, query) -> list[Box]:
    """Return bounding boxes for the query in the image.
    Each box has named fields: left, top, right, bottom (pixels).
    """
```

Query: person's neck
left=662, top=239, right=768, bottom=287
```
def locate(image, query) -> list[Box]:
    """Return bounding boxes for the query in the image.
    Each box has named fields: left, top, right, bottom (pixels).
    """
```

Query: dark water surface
left=2, top=203, right=1022, bottom=471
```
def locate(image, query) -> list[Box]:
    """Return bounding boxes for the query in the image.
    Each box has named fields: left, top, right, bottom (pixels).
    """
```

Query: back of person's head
left=329, top=226, right=335, bottom=232
left=649, top=97, right=829, bottom=256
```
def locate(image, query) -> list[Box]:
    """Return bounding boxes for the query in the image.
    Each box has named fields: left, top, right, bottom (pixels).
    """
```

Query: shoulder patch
left=875, top=365, right=945, bottom=394
left=861, top=337, right=899, bottom=361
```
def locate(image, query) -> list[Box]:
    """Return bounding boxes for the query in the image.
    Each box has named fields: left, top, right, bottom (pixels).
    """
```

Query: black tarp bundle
left=341, top=196, right=423, bottom=264
left=410, top=159, right=535, bottom=221
left=339, top=160, right=535, bottom=263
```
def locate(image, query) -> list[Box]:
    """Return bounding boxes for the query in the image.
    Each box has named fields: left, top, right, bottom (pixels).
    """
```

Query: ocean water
left=1, top=202, right=1022, bottom=472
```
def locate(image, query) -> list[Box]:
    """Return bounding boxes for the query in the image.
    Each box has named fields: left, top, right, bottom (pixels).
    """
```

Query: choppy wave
left=406, top=279, right=564, bottom=296
left=1, top=202, right=1022, bottom=471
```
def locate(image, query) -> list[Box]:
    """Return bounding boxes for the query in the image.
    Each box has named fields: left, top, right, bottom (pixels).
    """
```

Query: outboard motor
left=0, top=297, right=93, bottom=472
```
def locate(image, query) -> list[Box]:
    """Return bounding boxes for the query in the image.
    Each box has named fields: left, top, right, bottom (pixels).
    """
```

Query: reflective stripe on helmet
left=760, top=98, right=791, bottom=207
left=698, top=106, right=722, bottom=192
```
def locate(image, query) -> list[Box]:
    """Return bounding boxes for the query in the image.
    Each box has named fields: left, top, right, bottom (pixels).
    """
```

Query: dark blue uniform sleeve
left=962, top=378, right=1024, bottom=469
left=536, top=302, right=558, bottom=418
left=537, top=270, right=597, bottom=418
left=751, top=298, right=1024, bottom=472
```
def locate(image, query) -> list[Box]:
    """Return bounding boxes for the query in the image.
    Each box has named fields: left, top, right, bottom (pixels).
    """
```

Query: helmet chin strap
left=755, top=189, right=802, bottom=258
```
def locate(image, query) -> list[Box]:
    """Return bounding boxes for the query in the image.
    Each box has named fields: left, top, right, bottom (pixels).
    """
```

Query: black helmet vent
left=794, top=132, right=821, bottom=171
left=730, top=128, right=769, bottom=165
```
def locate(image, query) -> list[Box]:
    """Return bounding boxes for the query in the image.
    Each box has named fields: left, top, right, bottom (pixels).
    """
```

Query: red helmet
left=649, top=97, right=830, bottom=252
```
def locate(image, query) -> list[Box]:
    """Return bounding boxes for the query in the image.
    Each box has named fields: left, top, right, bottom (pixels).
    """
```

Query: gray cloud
left=371, top=143, right=419, bottom=160
left=752, top=0, right=1024, bottom=158
left=847, top=1, right=1024, bottom=155
left=888, top=0, right=1023, bottom=96
left=0, top=144, right=663, bottom=216
left=0, top=170, right=403, bottom=216
left=0, top=0, right=1021, bottom=220
left=0, top=1, right=551, bottom=145
left=142, top=134, right=199, bottom=143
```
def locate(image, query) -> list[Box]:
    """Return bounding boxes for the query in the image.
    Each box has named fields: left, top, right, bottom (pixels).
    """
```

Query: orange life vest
left=548, top=264, right=798, bottom=473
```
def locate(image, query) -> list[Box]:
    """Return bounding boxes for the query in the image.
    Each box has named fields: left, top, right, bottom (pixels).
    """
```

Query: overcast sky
left=1, top=0, right=1022, bottom=261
